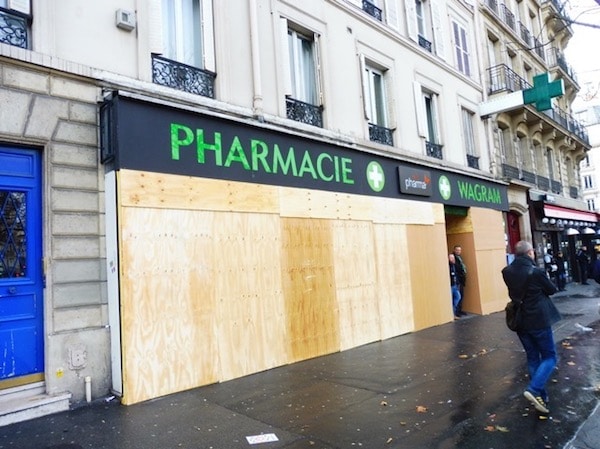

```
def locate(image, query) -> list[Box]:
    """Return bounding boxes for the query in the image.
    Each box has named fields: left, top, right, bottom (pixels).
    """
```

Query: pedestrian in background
left=501, top=240, right=561, bottom=414
left=449, top=254, right=461, bottom=320
left=453, top=245, right=467, bottom=316
left=577, top=245, right=590, bottom=285
left=555, top=250, right=567, bottom=291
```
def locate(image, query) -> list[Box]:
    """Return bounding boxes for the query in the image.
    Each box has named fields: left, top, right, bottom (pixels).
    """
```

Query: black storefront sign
left=101, top=94, right=508, bottom=211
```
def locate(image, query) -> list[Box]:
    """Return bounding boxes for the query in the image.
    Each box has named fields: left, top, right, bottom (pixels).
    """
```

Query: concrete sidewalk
left=1, top=283, right=599, bottom=449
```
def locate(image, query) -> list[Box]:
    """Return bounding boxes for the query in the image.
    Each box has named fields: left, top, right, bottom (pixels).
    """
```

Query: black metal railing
left=466, top=154, right=479, bottom=169
left=570, top=186, right=578, bottom=199
left=426, top=141, right=443, bottom=159
left=0, top=7, right=28, bottom=49
left=551, top=180, right=562, bottom=194
left=537, top=176, right=550, bottom=191
left=485, top=0, right=499, bottom=14
left=418, top=35, right=432, bottom=52
left=501, top=4, right=516, bottom=30
left=369, top=123, right=394, bottom=146
left=362, top=0, right=382, bottom=21
left=542, top=108, right=589, bottom=143
left=502, top=163, right=519, bottom=179
left=487, top=64, right=531, bottom=94
left=152, top=54, right=216, bottom=98
left=521, top=170, right=536, bottom=184
left=520, top=23, right=532, bottom=46
left=533, top=37, right=545, bottom=60
left=546, top=47, right=578, bottom=86
left=286, top=97, right=323, bottom=128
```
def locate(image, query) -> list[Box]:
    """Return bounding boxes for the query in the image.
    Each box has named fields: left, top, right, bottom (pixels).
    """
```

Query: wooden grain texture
left=406, top=222, right=454, bottom=330
left=332, top=220, right=380, bottom=350
left=119, top=207, right=219, bottom=405
left=281, top=218, right=340, bottom=362
left=213, top=212, right=287, bottom=381
left=374, top=223, right=414, bottom=339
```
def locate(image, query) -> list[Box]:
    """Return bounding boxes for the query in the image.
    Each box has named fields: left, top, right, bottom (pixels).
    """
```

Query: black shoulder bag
left=505, top=267, right=533, bottom=332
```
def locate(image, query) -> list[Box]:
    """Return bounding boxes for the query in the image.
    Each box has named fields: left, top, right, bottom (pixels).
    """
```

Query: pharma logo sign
left=105, top=95, right=509, bottom=211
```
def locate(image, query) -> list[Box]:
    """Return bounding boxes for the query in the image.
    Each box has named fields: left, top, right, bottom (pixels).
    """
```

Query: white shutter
left=359, top=55, right=371, bottom=121
left=404, top=0, right=418, bottom=42
left=148, top=0, right=164, bottom=54
left=413, top=81, right=427, bottom=138
left=279, top=17, right=293, bottom=97
left=384, top=71, right=396, bottom=129
left=430, top=0, right=446, bottom=60
left=201, top=0, right=215, bottom=71
left=314, top=32, right=324, bottom=105
left=384, top=0, right=400, bottom=31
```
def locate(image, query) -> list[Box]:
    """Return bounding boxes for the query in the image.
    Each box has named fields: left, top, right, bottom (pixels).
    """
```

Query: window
left=281, top=19, right=323, bottom=127
left=452, top=21, right=470, bottom=77
left=461, top=108, right=478, bottom=168
left=584, top=175, right=593, bottom=189
left=546, top=149, right=554, bottom=180
left=152, top=0, right=216, bottom=97
left=587, top=199, right=596, bottom=211
left=0, top=0, right=30, bottom=49
left=416, top=86, right=442, bottom=159
left=405, top=0, right=446, bottom=58
left=362, top=59, right=393, bottom=146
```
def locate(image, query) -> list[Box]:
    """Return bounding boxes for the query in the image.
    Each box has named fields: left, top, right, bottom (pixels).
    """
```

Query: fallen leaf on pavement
left=567, top=361, right=576, bottom=366
left=458, top=354, right=469, bottom=359
left=416, top=405, right=427, bottom=413
left=484, top=425, right=496, bottom=432
left=495, top=425, right=509, bottom=432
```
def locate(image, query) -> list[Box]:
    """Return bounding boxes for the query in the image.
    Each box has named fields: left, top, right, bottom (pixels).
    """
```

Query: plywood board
left=281, top=218, right=340, bottom=362
left=119, top=169, right=279, bottom=214
left=407, top=223, right=454, bottom=330
left=374, top=224, right=414, bottom=339
left=119, top=207, right=219, bottom=405
left=213, top=212, right=287, bottom=381
left=332, top=220, right=380, bottom=350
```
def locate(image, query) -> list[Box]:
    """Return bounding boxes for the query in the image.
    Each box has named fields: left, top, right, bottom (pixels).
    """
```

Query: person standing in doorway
left=576, top=246, right=590, bottom=285
left=449, top=254, right=461, bottom=320
left=453, top=245, right=467, bottom=316
left=502, top=240, right=561, bottom=414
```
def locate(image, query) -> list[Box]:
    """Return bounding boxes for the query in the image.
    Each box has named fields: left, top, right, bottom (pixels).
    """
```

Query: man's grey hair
left=515, top=240, right=533, bottom=256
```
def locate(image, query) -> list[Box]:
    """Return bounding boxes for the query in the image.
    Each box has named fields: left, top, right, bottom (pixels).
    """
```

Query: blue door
left=0, top=147, right=44, bottom=385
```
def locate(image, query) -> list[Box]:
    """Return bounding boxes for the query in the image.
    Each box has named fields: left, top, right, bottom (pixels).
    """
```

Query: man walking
left=453, top=245, right=467, bottom=316
left=501, top=240, right=561, bottom=414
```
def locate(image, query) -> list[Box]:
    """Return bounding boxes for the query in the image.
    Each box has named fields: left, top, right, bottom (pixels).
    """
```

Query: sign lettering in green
left=523, top=73, right=564, bottom=112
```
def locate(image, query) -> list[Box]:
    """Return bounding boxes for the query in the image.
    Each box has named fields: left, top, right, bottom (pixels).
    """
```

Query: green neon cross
left=522, top=73, right=564, bottom=111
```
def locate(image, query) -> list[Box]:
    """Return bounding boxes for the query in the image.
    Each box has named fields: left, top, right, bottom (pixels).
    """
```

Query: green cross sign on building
left=522, top=73, right=564, bottom=112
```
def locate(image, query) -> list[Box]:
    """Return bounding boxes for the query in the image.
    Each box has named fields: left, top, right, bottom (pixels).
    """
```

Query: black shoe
left=459, top=311, right=468, bottom=316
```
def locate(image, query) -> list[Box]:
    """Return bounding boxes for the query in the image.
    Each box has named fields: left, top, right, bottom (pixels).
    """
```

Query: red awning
left=543, top=204, right=598, bottom=222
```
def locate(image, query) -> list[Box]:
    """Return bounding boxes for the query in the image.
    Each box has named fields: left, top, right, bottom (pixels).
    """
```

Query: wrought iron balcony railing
left=362, top=0, right=382, bottom=21
left=487, top=64, right=589, bottom=144
left=519, top=23, right=532, bottom=47
left=152, top=54, right=216, bottom=98
left=485, top=0, right=499, bottom=14
left=546, top=47, right=579, bottom=86
left=286, top=97, right=323, bottom=128
left=425, top=141, right=443, bottom=159
left=466, top=154, right=479, bottom=169
left=551, top=179, right=562, bottom=194
left=502, top=163, right=519, bottom=180
left=521, top=170, right=536, bottom=184
left=533, top=37, right=545, bottom=60
left=418, top=35, right=432, bottom=52
left=368, top=123, right=394, bottom=146
left=537, top=176, right=550, bottom=191
left=569, top=186, right=578, bottom=199
left=501, top=4, right=516, bottom=30
left=0, top=7, right=28, bottom=49
left=487, top=64, right=531, bottom=94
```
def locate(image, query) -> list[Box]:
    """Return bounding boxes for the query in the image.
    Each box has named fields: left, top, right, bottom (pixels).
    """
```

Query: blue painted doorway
left=0, top=147, right=44, bottom=386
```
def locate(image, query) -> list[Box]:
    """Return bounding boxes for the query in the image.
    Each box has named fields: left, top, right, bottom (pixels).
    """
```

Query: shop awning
left=543, top=204, right=598, bottom=222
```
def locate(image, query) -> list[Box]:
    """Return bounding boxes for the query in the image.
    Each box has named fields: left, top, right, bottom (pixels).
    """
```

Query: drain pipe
left=249, top=0, right=264, bottom=120
left=85, top=376, right=92, bottom=403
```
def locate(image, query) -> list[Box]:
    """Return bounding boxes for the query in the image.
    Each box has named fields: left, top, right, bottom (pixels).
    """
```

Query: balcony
left=546, top=47, right=579, bottom=88
left=418, top=35, right=432, bottom=52
left=570, top=186, right=579, bottom=199
left=362, top=0, right=382, bottom=21
left=521, top=170, right=536, bottom=184
left=0, top=7, right=28, bottom=49
left=486, top=64, right=589, bottom=145
left=542, top=0, right=573, bottom=37
left=551, top=179, right=563, bottom=194
left=501, top=4, right=516, bottom=31
left=286, top=97, right=323, bottom=128
left=426, top=141, right=443, bottom=159
left=466, top=154, right=479, bottom=169
left=537, top=176, right=550, bottom=191
left=487, top=64, right=531, bottom=95
left=368, top=123, right=394, bottom=146
left=152, top=54, right=216, bottom=98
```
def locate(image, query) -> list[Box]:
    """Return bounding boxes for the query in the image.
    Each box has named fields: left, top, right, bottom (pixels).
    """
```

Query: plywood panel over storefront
left=117, top=170, right=451, bottom=404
